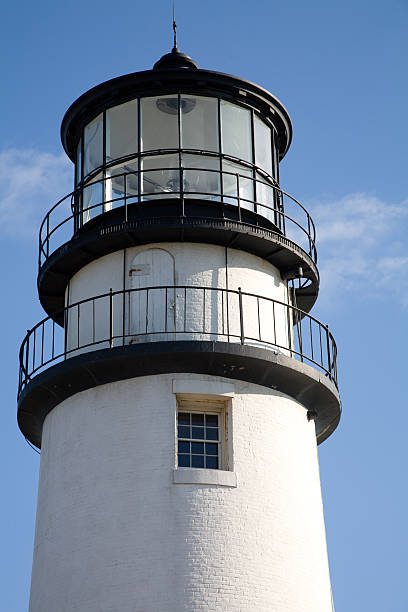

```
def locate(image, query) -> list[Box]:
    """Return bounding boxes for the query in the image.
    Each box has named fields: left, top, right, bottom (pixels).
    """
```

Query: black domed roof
left=153, top=46, right=198, bottom=71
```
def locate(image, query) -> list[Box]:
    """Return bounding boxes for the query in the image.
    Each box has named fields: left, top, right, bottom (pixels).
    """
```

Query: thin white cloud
left=307, top=193, right=408, bottom=304
left=0, top=148, right=72, bottom=238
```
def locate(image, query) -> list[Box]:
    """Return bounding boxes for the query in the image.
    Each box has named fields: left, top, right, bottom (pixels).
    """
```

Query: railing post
left=253, top=175, right=257, bottom=216
left=46, top=215, right=50, bottom=258
left=280, top=191, right=286, bottom=235
left=109, top=288, right=114, bottom=348
left=236, top=174, right=241, bottom=221
left=145, top=288, right=149, bottom=334
left=287, top=302, right=293, bottom=358
left=124, top=173, right=128, bottom=223
left=25, top=329, right=30, bottom=386
left=63, top=307, right=68, bottom=361
left=326, top=324, right=332, bottom=381
left=180, top=167, right=185, bottom=217
left=238, top=287, right=245, bottom=345
left=307, top=214, right=312, bottom=257
left=122, top=287, right=126, bottom=347
left=73, top=192, right=79, bottom=234
left=38, top=232, right=42, bottom=272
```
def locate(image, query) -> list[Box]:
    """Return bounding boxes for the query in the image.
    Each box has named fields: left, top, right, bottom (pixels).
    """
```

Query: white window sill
left=173, top=468, right=237, bottom=487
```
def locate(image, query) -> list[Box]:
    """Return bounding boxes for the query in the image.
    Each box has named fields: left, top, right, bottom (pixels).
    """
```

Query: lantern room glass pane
left=84, top=114, right=103, bottom=177
left=221, top=101, right=252, bottom=162
left=106, top=160, right=139, bottom=210
left=254, top=115, right=273, bottom=176
left=141, top=154, right=179, bottom=199
left=81, top=172, right=103, bottom=224
left=106, top=100, right=138, bottom=162
left=255, top=172, right=276, bottom=224
left=222, top=159, right=254, bottom=211
left=182, top=154, right=220, bottom=199
left=141, top=95, right=179, bottom=152
left=181, top=95, right=219, bottom=152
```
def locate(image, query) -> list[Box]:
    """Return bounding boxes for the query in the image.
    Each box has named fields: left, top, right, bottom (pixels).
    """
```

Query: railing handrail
left=38, top=162, right=318, bottom=269
left=39, top=187, right=317, bottom=265
left=21, top=284, right=332, bottom=335
left=18, top=285, right=338, bottom=398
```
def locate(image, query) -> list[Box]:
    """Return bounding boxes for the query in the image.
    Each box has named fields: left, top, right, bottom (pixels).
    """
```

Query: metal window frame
left=75, top=93, right=280, bottom=191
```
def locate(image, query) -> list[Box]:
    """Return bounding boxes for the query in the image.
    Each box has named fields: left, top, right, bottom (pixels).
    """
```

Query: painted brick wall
left=65, top=243, right=290, bottom=355
left=29, top=374, right=333, bottom=612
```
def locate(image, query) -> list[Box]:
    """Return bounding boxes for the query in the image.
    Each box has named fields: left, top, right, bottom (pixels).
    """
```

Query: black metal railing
left=38, top=163, right=317, bottom=270
left=18, top=286, right=337, bottom=397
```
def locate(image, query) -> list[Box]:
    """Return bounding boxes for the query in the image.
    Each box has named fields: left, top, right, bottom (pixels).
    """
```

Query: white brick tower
left=18, top=45, right=340, bottom=612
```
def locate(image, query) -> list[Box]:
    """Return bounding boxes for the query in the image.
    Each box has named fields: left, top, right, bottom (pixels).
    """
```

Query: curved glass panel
left=254, top=115, right=272, bottom=176
left=182, top=154, right=220, bottom=199
left=106, top=160, right=139, bottom=211
left=222, top=159, right=254, bottom=211
left=141, top=96, right=179, bottom=152
left=141, top=154, right=179, bottom=199
left=76, top=93, right=281, bottom=229
left=81, top=172, right=103, bottom=223
left=106, top=100, right=138, bottom=162
left=255, top=172, right=276, bottom=224
left=221, top=101, right=252, bottom=162
left=84, top=114, right=103, bottom=177
left=181, top=96, right=219, bottom=152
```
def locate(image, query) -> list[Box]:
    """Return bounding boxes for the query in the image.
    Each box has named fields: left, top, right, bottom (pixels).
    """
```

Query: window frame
left=176, top=397, right=229, bottom=471
left=75, top=95, right=279, bottom=189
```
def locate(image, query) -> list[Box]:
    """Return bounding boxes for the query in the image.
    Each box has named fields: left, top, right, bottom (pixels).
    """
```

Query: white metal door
left=129, top=249, right=175, bottom=341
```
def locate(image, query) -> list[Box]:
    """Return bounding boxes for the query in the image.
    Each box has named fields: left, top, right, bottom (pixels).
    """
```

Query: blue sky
left=1, top=1, right=407, bottom=610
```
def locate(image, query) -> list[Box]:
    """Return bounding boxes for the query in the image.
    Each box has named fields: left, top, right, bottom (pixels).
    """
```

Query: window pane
left=205, top=456, right=218, bottom=469
left=84, top=114, right=103, bottom=176
left=192, top=455, right=205, bottom=468
left=178, top=412, right=190, bottom=425
left=106, top=160, right=139, bottom=210
left=82, top=173, right=103, bottom=224
left=205, top=428, right=218, bottom=441
left=178, top=425, right=190, bottom=438
left=255, top=172, right=276, bottom=223
left=205, top=415, right=218, bottom=427
left=181, top=96, right=219, bottom=152
left=222, top=159, right=254, bottom=211
left=178, top=454, right=190, bottom=467
left=192, top=426, right=204, bottom=440
left=192, top=442, right=204, bottom=454
left=141, top=96, right=179, bottom=152
left=254, top=115, right=272, bottom=175
left=142, top=154, right=179, bottom=199
left=178, top=441, right=190, bottom=453
left=182, top=154, right=220, bottom=199
left=107, top=100, right=138, bottom=162
left=221, top=100, right=252, bottom=162
left=205, top=443, right=218, bottom=455
left=192, top=414, right=204, bottom=425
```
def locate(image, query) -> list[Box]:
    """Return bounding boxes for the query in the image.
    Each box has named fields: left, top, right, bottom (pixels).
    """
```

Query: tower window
left=177, top=411, right=220, bottom=469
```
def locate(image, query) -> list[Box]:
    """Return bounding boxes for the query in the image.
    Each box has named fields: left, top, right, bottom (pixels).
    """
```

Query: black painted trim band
left=17, top=341, right=340, bottom=449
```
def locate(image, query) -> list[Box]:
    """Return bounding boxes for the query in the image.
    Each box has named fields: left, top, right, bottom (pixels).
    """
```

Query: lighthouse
left=18, top=42, right=340, bottom=612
